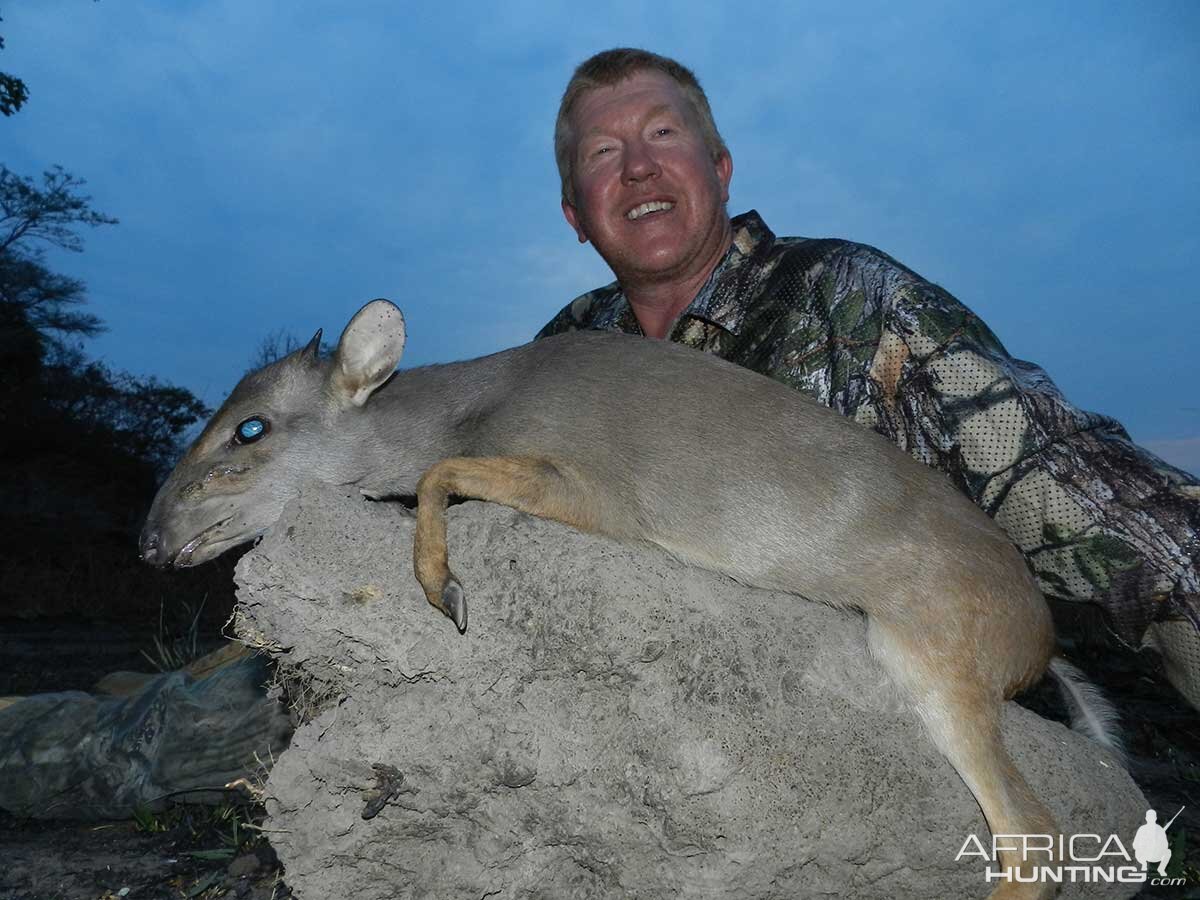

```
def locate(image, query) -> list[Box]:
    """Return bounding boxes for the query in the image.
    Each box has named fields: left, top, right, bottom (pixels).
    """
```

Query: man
left=537, top=48, right=1200, bottom=701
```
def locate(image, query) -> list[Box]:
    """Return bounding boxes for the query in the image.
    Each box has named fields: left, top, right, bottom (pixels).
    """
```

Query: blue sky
left=5, top=1, right=1198, bottom=474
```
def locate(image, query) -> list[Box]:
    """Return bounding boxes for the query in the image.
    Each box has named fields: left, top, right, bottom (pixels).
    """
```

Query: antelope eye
left=234, top=416, right=269, bottom=444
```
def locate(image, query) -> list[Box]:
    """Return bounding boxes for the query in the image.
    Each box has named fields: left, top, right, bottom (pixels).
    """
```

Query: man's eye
left=593, top=146, right=611, bottom=156
left=655, top=127, right=673, bottom=136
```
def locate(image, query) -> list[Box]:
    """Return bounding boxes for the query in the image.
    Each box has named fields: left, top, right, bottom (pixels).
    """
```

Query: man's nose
left=621, top=140, right=659, bottom=184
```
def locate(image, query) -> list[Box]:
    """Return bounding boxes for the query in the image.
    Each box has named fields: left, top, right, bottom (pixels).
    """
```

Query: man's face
left=562, top=70, right=733, bottom=287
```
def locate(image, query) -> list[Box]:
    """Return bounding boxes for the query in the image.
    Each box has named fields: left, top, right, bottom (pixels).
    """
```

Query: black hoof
left=442, top=579, right=467, bottom=633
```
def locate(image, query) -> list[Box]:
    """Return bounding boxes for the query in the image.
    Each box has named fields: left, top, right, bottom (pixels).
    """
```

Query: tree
left=0, top=14, right=29, bottom=116
left=0, top=165, right=118, bottom=253
left=0, top=160, right=222, bottom=621
left=0, top=69, right=26, bottom=116
left=0, top=163, right=207, bottom=475
left=0, top=165, right=116, bottom=342
left=36, top=348, right=210, bottom=475
left=1, top=165, right=116, bottom=442
left=0, top=16, right=232, bottom=621
left=247, top=327, right=331, bottom=373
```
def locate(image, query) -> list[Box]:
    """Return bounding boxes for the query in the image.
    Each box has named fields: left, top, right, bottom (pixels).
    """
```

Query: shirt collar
left=599, top=210, right=775, bottom=337
left=681, top=210, right=775, bottom=336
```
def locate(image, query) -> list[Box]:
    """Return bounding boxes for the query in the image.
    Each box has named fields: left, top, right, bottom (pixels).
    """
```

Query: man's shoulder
left=535, top=280, right=624, bottom=340
left=727, top=211, right=927, bottom=283
left=766, top=233, right=959, bottom=325
left=769, top=232, right=920, bottom=280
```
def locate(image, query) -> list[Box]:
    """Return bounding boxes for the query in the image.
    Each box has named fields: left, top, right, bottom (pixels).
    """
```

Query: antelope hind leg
left=413, top=455, right=598, bottom=632
left=867, top=614, right=1060, bottom=900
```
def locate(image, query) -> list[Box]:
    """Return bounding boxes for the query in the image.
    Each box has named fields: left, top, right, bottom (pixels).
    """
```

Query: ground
left=0, top=615, right=292, bottom=900
left=0, top=600, right=1196, bottom=900
left=0, top=806, right=285, bottom=900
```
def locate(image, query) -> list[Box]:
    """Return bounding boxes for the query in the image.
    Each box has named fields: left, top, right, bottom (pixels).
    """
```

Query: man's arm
left=537, top=240, right=1200, bottom=649
left=850, top=266, right=1200, bottom=647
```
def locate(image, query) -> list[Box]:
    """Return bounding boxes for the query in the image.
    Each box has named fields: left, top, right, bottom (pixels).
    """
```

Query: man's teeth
left=627, top=200, right=674, bottom=221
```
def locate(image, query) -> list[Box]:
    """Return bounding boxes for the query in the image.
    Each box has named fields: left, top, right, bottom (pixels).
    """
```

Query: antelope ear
left=330, top=299, right=406, bottom=407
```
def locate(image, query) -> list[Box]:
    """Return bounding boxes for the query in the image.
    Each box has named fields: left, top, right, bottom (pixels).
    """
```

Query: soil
left=0, top=616, right=290, bottom=900
left=0, top=810, right=286, bottom=900
left=0, top=600, right=1197, bottom=900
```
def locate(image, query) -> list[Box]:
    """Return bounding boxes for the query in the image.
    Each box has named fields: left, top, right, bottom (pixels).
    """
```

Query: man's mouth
left=626, top=200, right=675, bottom=221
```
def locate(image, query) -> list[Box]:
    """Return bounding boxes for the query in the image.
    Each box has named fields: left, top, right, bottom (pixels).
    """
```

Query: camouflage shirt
left=536, top=210, right=1200, bottom=647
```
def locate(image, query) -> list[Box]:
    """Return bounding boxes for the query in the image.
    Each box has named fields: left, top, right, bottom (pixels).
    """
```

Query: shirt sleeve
left=852, top=265, right=1200, bottom=646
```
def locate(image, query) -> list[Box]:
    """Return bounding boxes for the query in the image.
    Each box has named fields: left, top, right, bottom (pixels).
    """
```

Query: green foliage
left=0, top=165, right=116, bottom=343
left=0, top=14, right=30, bottom=116
left=132, top=798, right=264, bottom=851
left=0, top=165, right=118, bottom=253
left=131, top=803, right=172, bottom=834
left=141, top=596, right=207, bottom=672
left=0, top=71, right=25, bottom=116
left=184, top=870, right=224, bottom=898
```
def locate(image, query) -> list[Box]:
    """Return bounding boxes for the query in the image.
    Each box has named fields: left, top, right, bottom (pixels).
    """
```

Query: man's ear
left=562, top=199, right=589, bottom=244
left=716, top=151, right=733, bottom=204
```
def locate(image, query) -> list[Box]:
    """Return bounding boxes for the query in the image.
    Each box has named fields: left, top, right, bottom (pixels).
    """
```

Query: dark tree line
left=0, top=16, right=235, bottom=627
left=0, top=165, right=209, bottom=478
left=0, top=165, right=227, bottom=621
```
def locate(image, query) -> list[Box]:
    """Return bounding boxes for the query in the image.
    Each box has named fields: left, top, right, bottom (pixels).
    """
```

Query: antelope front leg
left=413, top=455, right=597, bottom=633
left=414, top=460, right=467, bottom=631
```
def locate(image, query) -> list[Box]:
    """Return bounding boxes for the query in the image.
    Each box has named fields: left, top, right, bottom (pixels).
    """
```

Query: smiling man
left=556, top=64, right=733, bottom=338
left=537, top=48, right=1200, bottom=700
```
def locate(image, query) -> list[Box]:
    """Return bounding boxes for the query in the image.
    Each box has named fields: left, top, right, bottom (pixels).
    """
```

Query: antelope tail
left=1047, top=657, right=1126, bottom=767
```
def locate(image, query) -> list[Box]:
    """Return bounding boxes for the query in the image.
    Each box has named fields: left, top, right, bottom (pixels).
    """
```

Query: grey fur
left=142, top=299, right=1125, bottom=899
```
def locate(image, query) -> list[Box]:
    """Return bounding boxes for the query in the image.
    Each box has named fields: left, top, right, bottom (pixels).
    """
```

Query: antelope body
left=142, top=299, right=1111, bottom=899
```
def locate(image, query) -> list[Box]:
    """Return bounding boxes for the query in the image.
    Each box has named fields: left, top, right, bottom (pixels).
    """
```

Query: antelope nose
left=139, top=528, right=163, bottom=565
